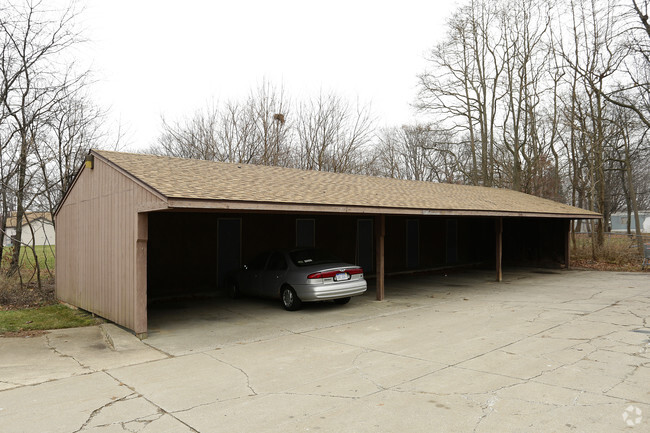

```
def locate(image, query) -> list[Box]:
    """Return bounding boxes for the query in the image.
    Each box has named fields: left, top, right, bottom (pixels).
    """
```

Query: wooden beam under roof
left=375, top=214, right=385, bottom=301
left=496, top=217, right=503, bottom=282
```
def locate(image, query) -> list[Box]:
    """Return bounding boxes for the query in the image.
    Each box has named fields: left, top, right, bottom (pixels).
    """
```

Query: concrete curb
left=99, top=323, right=116, bottom=351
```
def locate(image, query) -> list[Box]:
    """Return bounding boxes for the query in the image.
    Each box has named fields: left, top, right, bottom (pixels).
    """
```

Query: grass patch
left=0, top=304, right=97, bottom=334
left=1, top=245, right=56, bottom=272
left=20, top=244, right=56, bottom=272
left=1, top=245, right=56, bottom=293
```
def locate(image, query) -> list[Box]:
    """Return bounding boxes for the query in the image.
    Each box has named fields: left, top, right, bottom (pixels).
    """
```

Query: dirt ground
left=0, top=280, right=56, bottom=311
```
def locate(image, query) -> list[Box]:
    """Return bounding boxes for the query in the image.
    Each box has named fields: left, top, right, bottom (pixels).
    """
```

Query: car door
left=259, top=251, right=289, bottom=298
left=240, top=251, right=270, bottom=295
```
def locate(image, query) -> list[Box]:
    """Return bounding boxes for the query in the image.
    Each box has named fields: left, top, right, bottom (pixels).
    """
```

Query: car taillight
left=307, top=271, right=336, bottom=279
left=307, top=268, right=363, bottom=279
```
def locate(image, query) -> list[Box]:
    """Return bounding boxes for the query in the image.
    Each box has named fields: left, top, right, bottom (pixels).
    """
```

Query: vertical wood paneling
left=55, top=158, right=164, bottom=333
left=135, top=213, right=148, bottom=336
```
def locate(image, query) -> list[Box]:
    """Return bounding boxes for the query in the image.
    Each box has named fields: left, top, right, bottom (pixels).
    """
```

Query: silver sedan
left=229, top=248, right=367, bottom=310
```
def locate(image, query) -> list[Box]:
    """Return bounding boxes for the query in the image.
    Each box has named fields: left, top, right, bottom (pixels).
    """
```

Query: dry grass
left=571, top=233, right=649, bottom=272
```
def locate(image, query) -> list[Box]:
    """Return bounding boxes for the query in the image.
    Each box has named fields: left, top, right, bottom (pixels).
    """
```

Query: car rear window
left=289, top=249, right=341, bottom=267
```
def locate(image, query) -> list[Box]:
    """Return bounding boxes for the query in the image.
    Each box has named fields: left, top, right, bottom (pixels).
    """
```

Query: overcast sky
left=80, top=0, right=457, bottom=150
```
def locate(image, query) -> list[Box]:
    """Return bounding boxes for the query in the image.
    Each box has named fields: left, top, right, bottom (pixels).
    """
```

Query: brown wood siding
left=55, top=158, right=164, bottom=334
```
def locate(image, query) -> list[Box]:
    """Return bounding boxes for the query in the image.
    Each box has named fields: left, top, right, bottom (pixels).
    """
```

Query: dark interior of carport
left=146, top=211, right=569, bottom=302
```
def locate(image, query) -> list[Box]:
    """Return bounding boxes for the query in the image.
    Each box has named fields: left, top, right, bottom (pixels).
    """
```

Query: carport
left=54, top=150, right=600, bottom=337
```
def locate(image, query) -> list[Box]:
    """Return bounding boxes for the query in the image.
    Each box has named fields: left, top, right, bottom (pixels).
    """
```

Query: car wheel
left=229, top=282, right=240, bottom=299
left=281, top=286, right=302, bottom=311
left=333, top=297, right=351, bottom=305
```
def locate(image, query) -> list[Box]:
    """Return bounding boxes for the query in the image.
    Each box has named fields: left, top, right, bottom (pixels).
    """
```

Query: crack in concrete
left=350, top=348, right=390, bottom=393
left=395, top=378, right=527, bottom=399
left=72, top=393, right=164, bottom=432
left=472, top=394, right=499, bottom=433
left=628, top=309, right=649, bottom=329
left=72, top=392, right=138, bottom=433
left=119, top=412, right=165, bottom=433
left=560, top=291, right=606, bottom=304
left=602, top=360, right=650, bottom=395
left=204, top=352, right=257, bottom=396
left=170, top=400, right=222, bottom=415
left=44, top=335, right=93, bottom=372
left=0, top=379, right=23, bottom=388
left=81, top=411, right=164, bottom=433
left=102, top=371, right=200, bottom=433
left=275, top=304, right=432, bottom=339
left=0, top=370, right=102, bottom=394
left=302, top=331, right=444, bottom=366
left=270, top=390, right=361, bottom=400
left=140, top=340, right=175, bottom=359
left=582, top=318, right=642, bottom=327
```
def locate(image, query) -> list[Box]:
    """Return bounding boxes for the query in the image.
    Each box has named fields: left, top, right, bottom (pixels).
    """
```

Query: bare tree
left=499, top=0, right=556, bottom=194
left=150, top=81, right=293, bottom=167
left=559, top=0, right=630, bottom=247
left=34, top=91, right=108, bottom=217
left=0, top=0, right=87, bottom=275
left=591, top=0, right=650, bottom=129
left=295, top=92, right=375, bottom=174
left=248, top=81, right=292, bottom=166
left=153, top=103, right=222, bottom=160
left=375, top=124, right=461, bottom=183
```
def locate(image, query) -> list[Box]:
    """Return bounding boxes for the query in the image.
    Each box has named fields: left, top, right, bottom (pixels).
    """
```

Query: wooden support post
left=495, top=217, right=503, bottom=282
left=375, top=214, right=385, bottom=301
left=135, top=212, right=148, bottom=338
left=565, top=219, right=571, bottom=269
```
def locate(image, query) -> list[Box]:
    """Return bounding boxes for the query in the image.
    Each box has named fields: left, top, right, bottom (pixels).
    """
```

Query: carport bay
left=146, top=210, right=572, bottom=302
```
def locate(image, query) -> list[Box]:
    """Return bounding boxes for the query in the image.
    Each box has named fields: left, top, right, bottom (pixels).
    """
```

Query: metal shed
left=54, top=150, right=600, bottom=337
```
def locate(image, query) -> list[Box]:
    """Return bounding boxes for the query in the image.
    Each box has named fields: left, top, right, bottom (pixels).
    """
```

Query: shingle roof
left=5, top=212, right=52, bottom=228
left=93, top=150, right=600, bottom=218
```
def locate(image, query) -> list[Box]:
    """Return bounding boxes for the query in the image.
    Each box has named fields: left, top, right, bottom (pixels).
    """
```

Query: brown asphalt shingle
left=94, top=150, right=599, bottom=217
left=5, top=212, right=52, bottom=228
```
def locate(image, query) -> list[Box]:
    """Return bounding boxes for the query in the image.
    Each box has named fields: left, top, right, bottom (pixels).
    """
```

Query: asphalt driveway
left=1, top=269, right=649, bottom=432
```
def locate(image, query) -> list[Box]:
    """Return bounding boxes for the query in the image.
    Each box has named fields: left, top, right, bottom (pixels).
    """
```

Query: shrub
left=571, top=233, right=648, bottom=272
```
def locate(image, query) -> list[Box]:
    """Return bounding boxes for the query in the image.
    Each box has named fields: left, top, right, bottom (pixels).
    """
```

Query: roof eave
left=92, top=150, right=168, bottom=202
left=165, top=197, right=601, bottom=219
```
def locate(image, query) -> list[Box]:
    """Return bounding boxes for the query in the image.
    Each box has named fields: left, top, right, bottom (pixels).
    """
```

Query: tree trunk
left=623, top=134, right=643, bottom=256
left=8, top=130, right=29, bottom=276
left=24, top=217, right=42, bottom=293
left=594, top=81, right=606, bottom=248
left=0, top=193, right=7, bottom=262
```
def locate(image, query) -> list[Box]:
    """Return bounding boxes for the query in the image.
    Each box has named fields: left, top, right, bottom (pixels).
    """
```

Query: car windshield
left=289, top=248, right=341, bottom=267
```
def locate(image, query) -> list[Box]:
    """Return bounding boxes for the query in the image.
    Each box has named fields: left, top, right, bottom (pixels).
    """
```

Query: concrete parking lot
left=1, top=269, right=649, bottom=432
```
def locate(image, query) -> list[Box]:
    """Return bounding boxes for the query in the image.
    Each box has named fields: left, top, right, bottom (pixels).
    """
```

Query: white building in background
left=610, top=211, right=650, bottom=233
left=3, top=212, right=55, bottom=247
